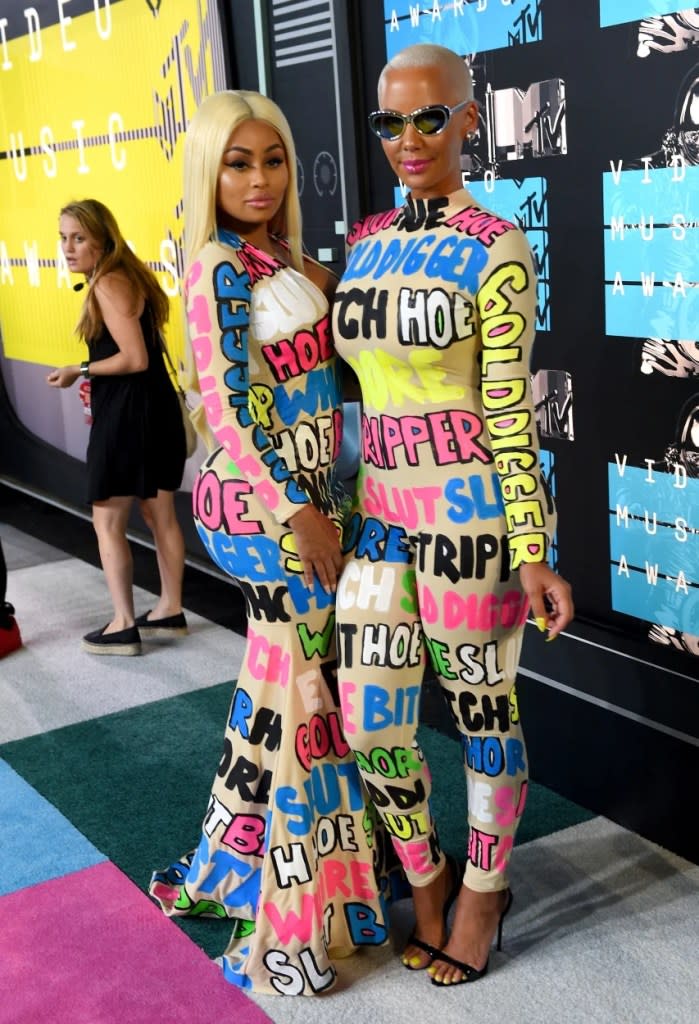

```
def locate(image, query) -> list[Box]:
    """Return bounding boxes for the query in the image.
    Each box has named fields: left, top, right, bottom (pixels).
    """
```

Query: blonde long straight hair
left=183, top=90, right=303, bottom=273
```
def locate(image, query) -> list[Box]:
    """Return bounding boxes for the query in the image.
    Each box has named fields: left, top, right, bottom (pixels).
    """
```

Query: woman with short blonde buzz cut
left=333, top=43, right=574, bottom=987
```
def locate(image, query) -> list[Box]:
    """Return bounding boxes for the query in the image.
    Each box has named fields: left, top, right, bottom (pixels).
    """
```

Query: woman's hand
left=519, top=561, right=574, bottom=640
left=288, top=504, right=344, bottom=592
left=47, top=365, right=81, bottom=389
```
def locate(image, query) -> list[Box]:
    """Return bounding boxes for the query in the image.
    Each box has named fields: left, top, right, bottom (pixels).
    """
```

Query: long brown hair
left=60, top=199, right=169, bottom=343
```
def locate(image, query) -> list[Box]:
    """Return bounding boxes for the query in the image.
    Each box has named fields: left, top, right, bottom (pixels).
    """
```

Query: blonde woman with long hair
left=148, top=90, right=394, bottom=996
left=48, top=199, right=187, bottom=655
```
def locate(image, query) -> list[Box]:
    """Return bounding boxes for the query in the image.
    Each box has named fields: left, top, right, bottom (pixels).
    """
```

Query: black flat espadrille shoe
left=134, top=611, right=188, bottom=638
left=81, top=624, right=142, bottom=656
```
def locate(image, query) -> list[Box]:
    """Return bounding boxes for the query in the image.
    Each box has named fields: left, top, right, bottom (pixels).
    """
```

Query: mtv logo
left=486, top=79, right=567, bottom=162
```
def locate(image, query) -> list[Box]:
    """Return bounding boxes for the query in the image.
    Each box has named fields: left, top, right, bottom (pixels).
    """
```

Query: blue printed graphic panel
left=608, top=464, right=699, bottom=632
left=603, top=166, right=699, bottom=340
left=392, top=176, right=550, bottom=330
left=384, top=0, right=542, bottom=58
left=600, top=1, right=687, bottom=29
left=469, top=178, right=550, bottom=331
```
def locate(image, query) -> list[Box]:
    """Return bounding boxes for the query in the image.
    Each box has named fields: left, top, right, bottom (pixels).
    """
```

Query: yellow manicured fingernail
left=535, top=617, right=547, bottom=632
left=545, top=634, right=557, bottom=643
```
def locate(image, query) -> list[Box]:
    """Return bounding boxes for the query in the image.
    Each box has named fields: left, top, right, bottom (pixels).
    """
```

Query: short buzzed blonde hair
left=378, top=44, right=473, bottom=103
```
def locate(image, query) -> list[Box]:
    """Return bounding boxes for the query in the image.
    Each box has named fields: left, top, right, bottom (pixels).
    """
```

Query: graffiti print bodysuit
left=332, top=190, right=555, bottom=893
left=149, top=231, right=392, bottom=995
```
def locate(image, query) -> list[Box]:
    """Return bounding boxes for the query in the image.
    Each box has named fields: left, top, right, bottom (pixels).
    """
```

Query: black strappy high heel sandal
left=429, top=888, right=513, bottom=986
left=401, top=854, right=462, bottom=971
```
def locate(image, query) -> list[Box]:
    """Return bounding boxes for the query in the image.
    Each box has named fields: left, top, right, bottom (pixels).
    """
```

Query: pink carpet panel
left=0, top=861, right=273, bottom=1024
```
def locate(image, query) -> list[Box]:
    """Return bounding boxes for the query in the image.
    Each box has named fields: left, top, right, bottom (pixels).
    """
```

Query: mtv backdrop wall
left=346, top=0, right=698, bottom=861
left=0, top=0, right=227, bottom=518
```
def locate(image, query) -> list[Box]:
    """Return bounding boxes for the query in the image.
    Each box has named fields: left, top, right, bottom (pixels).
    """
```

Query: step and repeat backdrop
left=1, top=0, right=698, bottom=669
left=0, top=0, right=227, bottom=470
left=366, top=1, right=699, bottom=666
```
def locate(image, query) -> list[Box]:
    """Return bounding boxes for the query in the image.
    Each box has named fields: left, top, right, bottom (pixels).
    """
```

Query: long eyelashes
left=223, top=158, right=286, bottom=172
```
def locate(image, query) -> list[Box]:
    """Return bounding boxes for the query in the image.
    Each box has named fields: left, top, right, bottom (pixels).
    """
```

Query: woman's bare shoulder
left=94, top=270, right=143, bottom=316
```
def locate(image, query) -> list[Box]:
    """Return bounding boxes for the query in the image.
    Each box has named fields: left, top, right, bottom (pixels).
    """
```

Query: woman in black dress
left=47, top=199, right=187, bottom=655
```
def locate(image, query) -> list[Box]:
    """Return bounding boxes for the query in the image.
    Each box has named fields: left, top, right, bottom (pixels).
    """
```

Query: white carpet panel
left=0, top=557, right=246, bottom=743
left=250, top=818, right=699, bottom=1024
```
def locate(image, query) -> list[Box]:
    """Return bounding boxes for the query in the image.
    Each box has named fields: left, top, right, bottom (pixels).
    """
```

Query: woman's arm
left=477, top=228, right=573, bottom=636
left=88, top=273, right=149, bottom=375
left=188, top=243, right=346, bottom=589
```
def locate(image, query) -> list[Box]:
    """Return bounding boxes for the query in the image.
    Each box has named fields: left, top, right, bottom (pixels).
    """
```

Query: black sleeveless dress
left=85, top=306, right=186, bottom=502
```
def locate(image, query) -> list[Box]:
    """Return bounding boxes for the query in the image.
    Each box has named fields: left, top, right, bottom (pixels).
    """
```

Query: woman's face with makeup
left=216, top=119, right=289, bottom=236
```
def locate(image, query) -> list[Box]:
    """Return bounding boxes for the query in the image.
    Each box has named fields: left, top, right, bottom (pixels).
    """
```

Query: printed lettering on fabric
left=340, top=232, right=488, bottom=292
left=392, top=832, right=441, bottom=877
left=235, top=243, right=279, bottom=287
left=228, top=686, right=282, bottom=751
left=477, top=259, right=547, bottom=566
left=464, top=734, right=527, bottom=778
left=414, top=532, right=511, bottom=583
left=272, top=417, right=340, bottom=473
left=346, top=201, right=516, bottom=245
left=272, top=365, right=342, bottom=427
left=359, top=621, right=423, bottom=669
left=186, top=254, right=310, bottom=516
left=295, top=712, right=351, bottom=771
left=343, top=515, right=413, bottom=564
left=444, top=689, right=514, bottom=734
left=354, top=744, right=423, bottom=781
left=416, top=583, right=529, bottom=631
left=193, top=470, right=263, bottom=536
left=186, top=832, right=262, bottom=911
left=193, top=525, right=336, bottom=617
left=465, top=777, right=527, bottom=830
left=361, top=410, right=491, bottom=466
left=423, top=635, right=521, bottom=685
left=396, top=286, right=476, bottom=348
left=348, top=344, right=466, bottom=409
left=261, top=863, right=389, bottom=994
left=337, top=672, right=423, bottom=739
left=263, top=948, right=335, bottom=996
left=444, top=206, right=517, bottom=247
left=275, top=761, right=365, bottom=836
left=262, top=316, right=334, bottom=383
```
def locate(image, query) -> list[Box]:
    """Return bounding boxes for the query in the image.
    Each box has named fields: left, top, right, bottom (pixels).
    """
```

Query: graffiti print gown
left=332, top=190, right=556, bottom=893
left=149, top=231, right=392, bottom=995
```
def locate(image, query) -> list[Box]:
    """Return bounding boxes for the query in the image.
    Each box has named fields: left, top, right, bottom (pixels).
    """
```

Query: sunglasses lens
left=413, top=107, right=448, bottom=135
left=370, top=113, right=405, bottom=139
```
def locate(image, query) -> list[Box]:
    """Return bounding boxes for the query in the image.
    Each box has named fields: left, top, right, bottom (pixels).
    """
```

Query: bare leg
left=138, top=490, right=185, bottom=619
left=428, top=885, right=510, bottom=985
left=402, top=858, right=453, bottom=969
left=92, top=497, right=135, bottom=632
